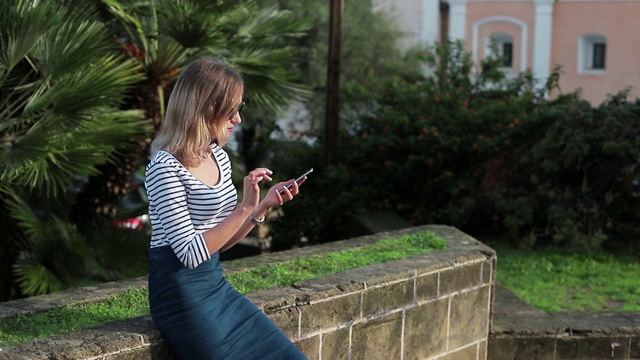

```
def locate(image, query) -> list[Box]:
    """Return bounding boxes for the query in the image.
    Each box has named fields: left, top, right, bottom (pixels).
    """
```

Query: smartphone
left=278, top=168, right=313, bottom=194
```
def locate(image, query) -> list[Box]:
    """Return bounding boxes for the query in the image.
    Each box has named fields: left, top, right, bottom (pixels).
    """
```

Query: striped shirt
left=145, top=144, right=238, bottom=268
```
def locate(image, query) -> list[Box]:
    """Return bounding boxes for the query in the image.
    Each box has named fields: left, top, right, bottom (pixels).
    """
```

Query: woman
left=145, top=57, right=308, bottom=359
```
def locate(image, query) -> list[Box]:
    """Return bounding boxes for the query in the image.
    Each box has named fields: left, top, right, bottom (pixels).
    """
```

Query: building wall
left=466, top=2, right=536, bottom=76
left=552, top=1, right=640, bottom=104
left=373, top=0, right=441, bottom=49
left=378, top=0, right=640, bottom=105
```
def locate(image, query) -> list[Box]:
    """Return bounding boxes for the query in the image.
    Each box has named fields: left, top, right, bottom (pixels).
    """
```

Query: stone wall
left=0, top=225, right=496, bottom=360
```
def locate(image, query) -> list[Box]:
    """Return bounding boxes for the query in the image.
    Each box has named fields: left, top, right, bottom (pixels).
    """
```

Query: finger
left=250, top=168, right=273, bottom=178
left=277, top=180, right=295, bottom=195
left=274, top=188, right=284, bottom=205
left=288, top=180, right=300, bottom=195
left=296, top=176, right=307, bottom=187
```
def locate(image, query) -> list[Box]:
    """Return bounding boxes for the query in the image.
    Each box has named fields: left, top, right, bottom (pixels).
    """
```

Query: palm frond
left=0, top=0, right=61, bottom=72
left=14, top=260, right=65, bottom=296
left=7, top=193, right=102, bottom=296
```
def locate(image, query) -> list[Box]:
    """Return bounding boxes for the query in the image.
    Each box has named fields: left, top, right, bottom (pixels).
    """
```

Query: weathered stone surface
left=295, top=335, right=320, bottom=360
left=438, top=343, right=479, bottom=360
left=267, top=306, right=300, bottom=339
left=320, top=327, right=350, bottom=360
left=449, top=286, right=491, bottom=349
left=404, top=297, right=449, bottom=359
left=478, top=339, right=487, bottom=359
left=555, top=312, right=640, bottom=334
left=298, top=292, right=361, bottom=335
left=481, top=259, right=494, bottom=285
left=292, top=273, right=366, bottom=298
left=362, top=279, right=413, bottom=317
left=487, top=337, right=556, bottom=360
left=631, top=335, right=640, bottom=359
left=0, top=225, right=502, bottom=360
left=439, top=262, right=483, bottom=296
left=351, top=312, right=403, bottom=360
left=415, top=272, right=438, bottom=301
left=556, top=336, right=630, bottom=360
left=245, top=286, right=305, bottom=311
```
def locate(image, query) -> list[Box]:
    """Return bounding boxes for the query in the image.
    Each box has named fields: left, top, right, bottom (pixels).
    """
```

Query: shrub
left=268, top=41, right=640, bottom=254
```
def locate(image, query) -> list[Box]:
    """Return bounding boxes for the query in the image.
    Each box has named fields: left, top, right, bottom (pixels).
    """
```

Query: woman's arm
left=219, top=176, right=303, bottom=252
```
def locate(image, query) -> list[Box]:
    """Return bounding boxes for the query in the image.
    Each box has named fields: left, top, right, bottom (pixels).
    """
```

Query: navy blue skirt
left=148, top=246, right=307, bottom=360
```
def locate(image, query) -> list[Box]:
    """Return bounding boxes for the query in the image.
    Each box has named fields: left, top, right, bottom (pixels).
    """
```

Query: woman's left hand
left=263, top=177, right=307, bottom=208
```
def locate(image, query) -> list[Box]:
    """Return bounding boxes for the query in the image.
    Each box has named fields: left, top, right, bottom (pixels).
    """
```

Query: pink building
left=374, top=0, right=640, bottom=105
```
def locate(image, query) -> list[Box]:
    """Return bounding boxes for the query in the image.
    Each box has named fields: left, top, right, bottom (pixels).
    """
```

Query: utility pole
left=325, top=0, right=343, bottom=167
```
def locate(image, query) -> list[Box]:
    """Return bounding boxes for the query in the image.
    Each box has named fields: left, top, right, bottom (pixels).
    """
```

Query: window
left=486, top=33, right=514, bottom=69
left=502, top=42, right=513, bottom=67
left=592, top=43, right=606, bottom=69
left=580, top=34, right=607, bottom=73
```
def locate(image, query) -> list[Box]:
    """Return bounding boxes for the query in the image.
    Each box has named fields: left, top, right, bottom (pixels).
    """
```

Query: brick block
left=268, top=306, right=300, bottom=339
left=320, top=327, right=351, bottom=360
left=440, top=262, right=483, bottom=296
left=478, top=339, right=487, bottom=360
left=449, top=286, right=490, bottom=349
left=438, top=343, right=479, bottom=360
left=404, top=298, right=449, bottom=359
left=351, top=312, right=403, bottom=360
left=487, top=337, right=555, bottom=360
left=481, top=259, right=493, bottom=285
left=295, top=335, right=320, bottom=360
left=362, top=279, right=413, bottom=317
left=415, top=272, right=438, bottom=301
left=556, top=336, right=630, bottom=360
left=299, top=293, right=361, bottom=335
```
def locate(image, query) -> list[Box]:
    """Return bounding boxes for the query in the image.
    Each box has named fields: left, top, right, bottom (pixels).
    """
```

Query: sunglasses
left=229, top=101, right=245, bottom=120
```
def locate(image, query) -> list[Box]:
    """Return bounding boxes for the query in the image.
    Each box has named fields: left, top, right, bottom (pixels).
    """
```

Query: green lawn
left=494, top=243, right=640, bottom=312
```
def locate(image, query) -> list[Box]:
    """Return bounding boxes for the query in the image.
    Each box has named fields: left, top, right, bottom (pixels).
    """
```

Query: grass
left=494, top=243, right=640, bottom=312
left=0, top=231, right=447, bottom=347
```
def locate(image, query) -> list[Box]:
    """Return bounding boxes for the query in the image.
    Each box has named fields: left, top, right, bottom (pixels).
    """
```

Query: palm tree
left=0, top=0, right=149, bottom=299
left=71, top=0, right=311, bottom=229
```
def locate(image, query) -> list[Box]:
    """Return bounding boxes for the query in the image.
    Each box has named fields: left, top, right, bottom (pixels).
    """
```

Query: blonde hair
left=150, top=57, right=243, bottom=167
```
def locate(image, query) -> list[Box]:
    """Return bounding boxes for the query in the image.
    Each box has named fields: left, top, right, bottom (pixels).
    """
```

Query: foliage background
left=1, top=0, right=639, bottom=303
left=268, top=41, right=640, bottom=258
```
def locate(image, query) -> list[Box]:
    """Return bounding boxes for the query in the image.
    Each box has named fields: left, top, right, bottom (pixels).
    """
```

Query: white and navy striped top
left=145, top=144, right=238, bottom=268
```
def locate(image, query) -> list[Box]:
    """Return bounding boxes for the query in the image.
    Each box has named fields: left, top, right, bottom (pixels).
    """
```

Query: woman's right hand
left=240, top=168, right=273, bottom=211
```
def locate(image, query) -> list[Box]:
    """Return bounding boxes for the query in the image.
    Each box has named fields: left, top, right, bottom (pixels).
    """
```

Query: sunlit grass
left=494, top=243, right=640, bottom=312
left=0, top=288, right=149, bottom=347
left=0, top=231, right=447, bottom=347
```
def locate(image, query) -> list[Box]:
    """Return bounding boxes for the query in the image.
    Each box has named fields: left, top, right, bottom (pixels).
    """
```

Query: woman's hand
left=262, top=176, right=307, bottom=208
left=240, top=168, right=273, bottom=211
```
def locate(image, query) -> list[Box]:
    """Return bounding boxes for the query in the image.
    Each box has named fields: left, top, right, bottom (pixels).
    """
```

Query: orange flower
left=384, top=160, right=392, bottom=167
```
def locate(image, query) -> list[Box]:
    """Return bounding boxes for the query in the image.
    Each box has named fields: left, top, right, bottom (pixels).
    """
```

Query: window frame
left=579, top=34, right=607, bottom=75
left=485, top=32, right=516, bottom=77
